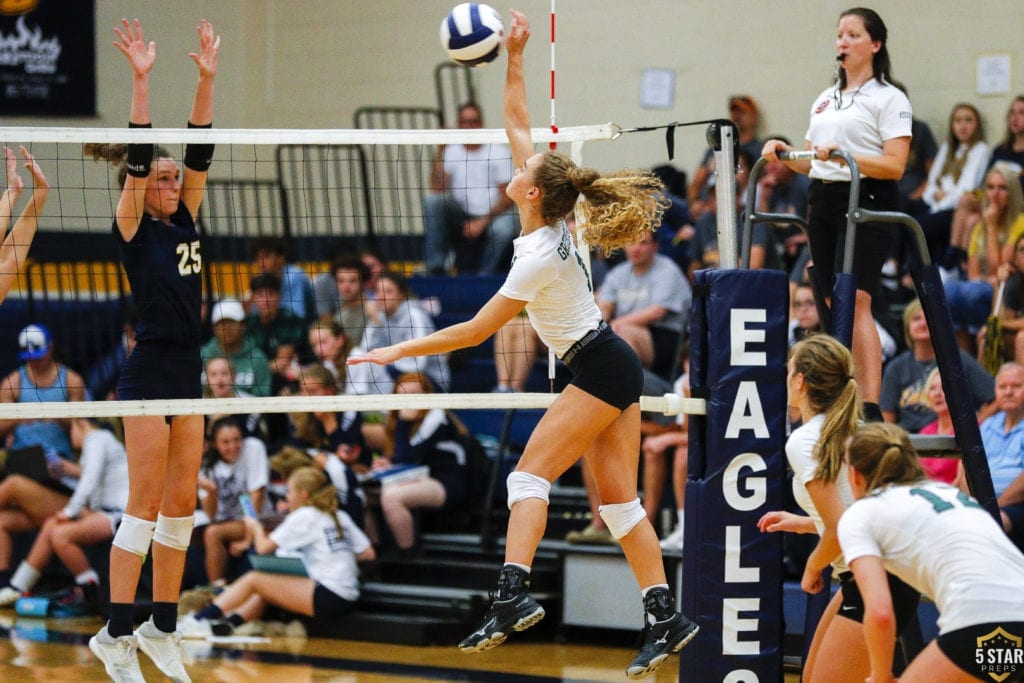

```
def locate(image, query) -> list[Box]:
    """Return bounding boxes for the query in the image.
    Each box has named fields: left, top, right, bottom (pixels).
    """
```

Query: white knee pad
left=506, top=471, right=551, bottom=510
left=112, top=514, right=157, bottom=558
left=599, top=498, right=646, bottom=539
left=153, top=513, right=195, bottom=552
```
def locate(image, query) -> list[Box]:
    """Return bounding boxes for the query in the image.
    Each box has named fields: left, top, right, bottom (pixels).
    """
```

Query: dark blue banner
left=681, top=269, right=788, bottom=682
left=0, top=0, right=95, bottom=117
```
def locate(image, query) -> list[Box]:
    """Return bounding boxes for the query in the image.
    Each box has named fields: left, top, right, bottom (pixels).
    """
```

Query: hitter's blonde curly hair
left=534, top=152, right=668, bottom=254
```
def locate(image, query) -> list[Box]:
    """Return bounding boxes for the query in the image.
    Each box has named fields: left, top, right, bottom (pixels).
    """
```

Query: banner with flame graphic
left=0, top=0, right=94, bottom=117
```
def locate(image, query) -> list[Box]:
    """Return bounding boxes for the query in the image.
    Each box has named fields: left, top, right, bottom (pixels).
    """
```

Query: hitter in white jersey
left=840, top=422, right=1024, bottom=682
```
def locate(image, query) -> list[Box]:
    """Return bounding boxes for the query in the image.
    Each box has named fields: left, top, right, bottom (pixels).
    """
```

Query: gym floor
left=0, top=613, right=804, bottom=681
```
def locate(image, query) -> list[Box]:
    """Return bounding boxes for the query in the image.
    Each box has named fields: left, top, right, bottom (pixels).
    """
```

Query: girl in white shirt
left=2, top=418, right=128, bottom=610
left=180, top=466, right=373, bottom=637
left=840, top=423, right=1024, bottom=683
left=349, top=10, right=696, bottom=679
left=758, top=334, right=918, bottom=682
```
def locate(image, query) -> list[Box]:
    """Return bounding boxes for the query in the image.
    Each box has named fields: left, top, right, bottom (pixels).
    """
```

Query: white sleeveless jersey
left=499, top=221, right=603, bottom=357
left=838, top=481, right=1024, bottom=633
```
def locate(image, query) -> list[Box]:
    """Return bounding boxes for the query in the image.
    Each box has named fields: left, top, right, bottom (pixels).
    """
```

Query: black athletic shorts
left=313, top=582, right=357, bottom=619
left=563, top=325, right=644, bottom=411
left=937, top=621, right=1024, bottom=682
left=836, top=570, right=920, bottom=633
left=118, top=339, right=202, bottom=400
left=806, top=177, right=899, bottom=298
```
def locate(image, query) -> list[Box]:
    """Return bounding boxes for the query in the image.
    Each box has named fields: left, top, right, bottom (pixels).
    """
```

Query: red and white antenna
left=549, top=0, right=557, bottom=150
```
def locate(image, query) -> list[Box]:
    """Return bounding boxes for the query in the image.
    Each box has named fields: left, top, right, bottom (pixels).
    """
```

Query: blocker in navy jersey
left=114, top=201, right=202, bottom=349
left=115, top=200, right=203, bottom=400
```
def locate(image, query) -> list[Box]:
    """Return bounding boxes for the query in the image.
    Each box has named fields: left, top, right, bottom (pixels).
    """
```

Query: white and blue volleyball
left=440, top=3, right=504, bottom=67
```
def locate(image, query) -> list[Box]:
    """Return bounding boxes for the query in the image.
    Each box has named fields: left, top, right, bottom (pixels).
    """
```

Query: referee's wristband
left=126, top=122, right=153, bottom=178
left=184, top=121, right=214, bottom=172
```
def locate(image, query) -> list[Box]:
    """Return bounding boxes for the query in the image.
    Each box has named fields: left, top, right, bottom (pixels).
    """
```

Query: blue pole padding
left=829, top=273, right=857, bottom=348
left=680, top=269, right=788, bottom=682
left=912, top=264, right=999, bottom=522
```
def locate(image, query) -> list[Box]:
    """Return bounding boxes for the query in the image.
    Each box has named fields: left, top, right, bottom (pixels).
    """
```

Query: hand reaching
left=20, top=147, right=49, bottom=193
left=506, top=9, right=530, bottom=55
left=189, top=19, right=220, bottom=79
left=347, top=344, right=402, bottom=367
left=113, top=18, right=156, bottom=76
left=5, top=146, right=24, bottom=197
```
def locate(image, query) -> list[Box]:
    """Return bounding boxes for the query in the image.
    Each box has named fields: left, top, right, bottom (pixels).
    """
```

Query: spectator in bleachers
left=754, top=135, right=811, bottom=276
left=942, top=163, right=1024, bottom=352
left=246, top=273, right=315, bottom=381
left=0, top=146, right=49, bottom=304
left=917, top=368, right=962, bottom=485
left=359, top=246, right=387, bottom=297
left=492, top=313, right=544, bottom=393
left=598, top=231, right=690, bottom=380
left=0, top=324, right=85, bottom=466
left=367, top=372, right=469, bottom=556
left=197, top=417, right=269, bottom=589
left=312, top=238, right=359, bottom=320
left=423, top=102, right=517, bottom=275
left=362, top=271, right=450, bottom=391
left=249, top=236, right=315, bottom=324
left=969, top=362, right=1024, bottom=550
left=988, top=95, right=1024, bottom=176
left=650, top=164, right=692, bottom=275
left=788, top=283, right=823, bottom=347
left=898, top=114, right=939, bottom=215
left=202, top=357, right=266, bottom=441
left=881, top=299, right=994, bottom=433
left=86, top=304, right=137, bottom=401
left=991, top=233, right=1024, bottom=365
left=308, top=319, right=352, bottom=391
left=178, top=466, right=374, bottom=638
left=913, top=103, right=989, bottom=266
left=328, top=255, right=370, bottom=348
left=0, top=418, right=127, bottom=611
left=202, top=299, right=271, bottom=397
left=687, top=94, right=763, bottom=221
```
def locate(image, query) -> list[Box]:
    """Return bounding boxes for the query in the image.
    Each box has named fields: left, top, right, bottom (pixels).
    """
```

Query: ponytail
left=846, top=423, right=926, bottom=493
left=289, top=466, right=344, bottom=540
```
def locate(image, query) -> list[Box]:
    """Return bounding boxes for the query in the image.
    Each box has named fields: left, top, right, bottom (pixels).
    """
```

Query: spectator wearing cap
left=0, top=324, right=86, bottom=469
left=201, top=299, right=272, bottom=397
left=687, top=94, right=764, bottom=220
left=245, top=273, right=315, bottom=392
left=249, top=236, right=315, bottom=324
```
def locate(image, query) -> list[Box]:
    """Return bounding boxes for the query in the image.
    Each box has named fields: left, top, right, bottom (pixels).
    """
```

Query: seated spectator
left=359, top=246, right=387, bottom=297
left=201, top=299, right=272, bottom=397
left=202, top=356, right=266, bottom=441
left=687, top=94, right=763, bottom=221
left=493, top=312, right=545, bottom=393
left=86, top=305, right=137, bottom=401
left=422, top=102, right=517, bottom=275
left=312, top=238, right=359, bottom=320
left=362, top=271, right=450, bottom=391
left=597, top=232, right=690, bottom=380
left=970, top=362, right=1024, bottom=549
left=989, top=95, right=1024, bottom=178
left=249, top=235, right=315, bottom=324
left=897, top=113, right=939, bottom=215
left=788, top=283, right=823, bottom=347
left=0, top=418, right=128, bottom=610
left=0, top=325, right=85, bottom=487
left=881, top=299, right=994, bottom=433
left=689, top=150, right=780, bottom=276
left=913, top=103, right=989, bottom=265
left=308, top=319, right=352, bottom=391
left=178, top=467, right=374, bottom=638
left=367, top=373, right=470, bottom=556
left=246, top=273, right=315, bottom=379
left=641, top=343, right=691, bottom=552
left=916, top=368, right=962, bottom=485
left=197, top=417, right=270, bottom=588
left=651, top=164, right=693, bottom=274
left=754, top=135, right=810, bottom=276
left=993, top=233, right=1024, bottom=365
left=278, top=364, right=366, bottom=524
left=328, top=255, right=370, bottom=348
left=943, top=163, right=1024, bottom=352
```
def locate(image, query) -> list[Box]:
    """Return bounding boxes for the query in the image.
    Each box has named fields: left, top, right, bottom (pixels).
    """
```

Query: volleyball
left=439, top=3, right=504, bottom=67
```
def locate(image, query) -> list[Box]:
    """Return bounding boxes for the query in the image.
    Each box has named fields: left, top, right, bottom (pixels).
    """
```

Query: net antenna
left=548, top=0, right=558, bottom=151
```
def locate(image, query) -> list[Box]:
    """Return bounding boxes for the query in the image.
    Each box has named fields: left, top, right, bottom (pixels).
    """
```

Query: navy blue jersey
left=114, top=202, right=202, bottom=349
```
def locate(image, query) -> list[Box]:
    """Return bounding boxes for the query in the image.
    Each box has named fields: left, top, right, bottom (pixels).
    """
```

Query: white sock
left=75, top=569, right=100, bottom=585
left=676, top=509, right=685, bottom=529
left=10, top=562, right=40, bottom=593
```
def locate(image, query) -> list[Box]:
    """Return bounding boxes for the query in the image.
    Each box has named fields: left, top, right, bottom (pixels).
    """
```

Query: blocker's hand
left=347, top=344, right=402, bottom=366
left=506, top=9, right=530, bottom=55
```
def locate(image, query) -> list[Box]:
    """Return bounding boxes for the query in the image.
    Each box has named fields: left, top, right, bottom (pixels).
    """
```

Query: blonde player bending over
left=840, top=422, right=1024, bottom=682
left=0, top=146, right=49, bottom=302
left=350, top=10, right=697, bottom=679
